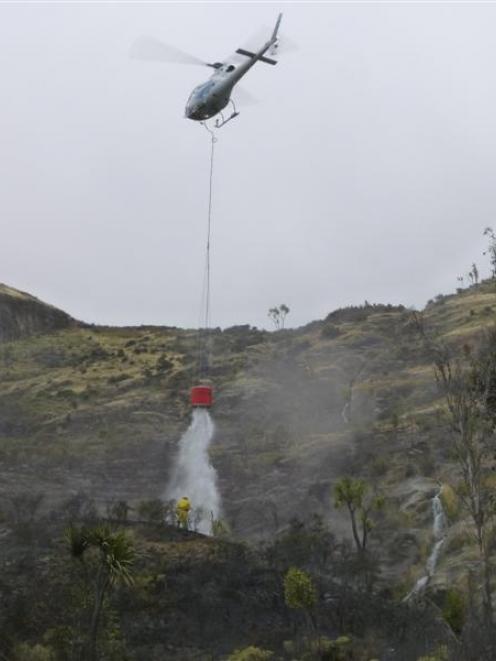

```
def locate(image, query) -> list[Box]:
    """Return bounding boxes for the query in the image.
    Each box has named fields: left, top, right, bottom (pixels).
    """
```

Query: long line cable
left=205, top=128, right=216, bottom=332
left=196, top=124, right=217, bottom=379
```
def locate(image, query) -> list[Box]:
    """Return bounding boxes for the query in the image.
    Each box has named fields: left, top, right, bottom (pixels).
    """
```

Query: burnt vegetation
left=0, top=497, right=461, bottom=660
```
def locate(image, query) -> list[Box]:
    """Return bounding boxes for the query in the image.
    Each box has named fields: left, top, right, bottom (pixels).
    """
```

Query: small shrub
left=108, top=500, right=131, bottom=523
left=228, top=646, right=273, bottom=661
left=211, top=517, right=230, bottom=538
left=13, top=644, right=56, bottom=661
left=370, top=456, right=389, bottom=477
left=390, top=412, right=400, bottom=429
left=405, top=463, right=417, bottom=478
left=417, top=644, right=449, bottom=661
left=308, top=635, right=352, bottom=660
left=439, top=484, right=459, bottom=521
left=60, top=492, right=97, bottom=523
left=442, top=588, right=466, bottom=634
left=107, top=373, right=132, bottom=385
left=284, top=567, right=317, bottom=610
left=8, top=492, right=45, bottom=529
left=419, top=453, right=435, bottom=476
left=321, top=323, right=342, bottom=339
left=444, top=529, right=473, bottom=554
left=142, top=367, right=153, bottom=381
left=284, top=636, right=352, bottom=661
left=137, top=499, right=167, bottom=525
left=156, top=355, right=174, bottom=372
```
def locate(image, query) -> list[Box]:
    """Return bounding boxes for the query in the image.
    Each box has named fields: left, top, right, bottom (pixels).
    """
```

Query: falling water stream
left=165, top=408, right=221, bottom=534
left=405, top=489, right=447, bottom=600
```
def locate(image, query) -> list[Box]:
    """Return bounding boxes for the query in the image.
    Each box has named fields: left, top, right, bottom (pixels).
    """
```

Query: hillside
left=1, top=283, right=495, bottom=549
left=1, top=281, right=496, bottom=659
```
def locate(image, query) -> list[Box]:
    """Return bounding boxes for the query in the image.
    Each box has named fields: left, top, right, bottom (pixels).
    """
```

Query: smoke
left=165, top=408, right=221, bottom=534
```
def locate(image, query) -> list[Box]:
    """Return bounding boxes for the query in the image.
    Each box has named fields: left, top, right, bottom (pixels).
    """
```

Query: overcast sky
left=1, top=2, right=494, bottom=329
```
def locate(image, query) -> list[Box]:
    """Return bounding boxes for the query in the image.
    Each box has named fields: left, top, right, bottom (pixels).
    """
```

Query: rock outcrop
left=0, top=283, right=74, bottom=341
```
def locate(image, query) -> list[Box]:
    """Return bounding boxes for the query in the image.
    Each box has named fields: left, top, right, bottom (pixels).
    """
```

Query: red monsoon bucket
left=190, top=385, right=214, bottom=408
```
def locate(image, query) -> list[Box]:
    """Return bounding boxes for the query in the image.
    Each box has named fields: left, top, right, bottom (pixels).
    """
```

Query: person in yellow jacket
left=176, top=496, right=191, bottom=530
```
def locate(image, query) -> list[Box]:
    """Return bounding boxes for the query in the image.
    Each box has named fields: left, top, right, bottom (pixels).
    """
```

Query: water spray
left=165, top=408, right=220, bottom=534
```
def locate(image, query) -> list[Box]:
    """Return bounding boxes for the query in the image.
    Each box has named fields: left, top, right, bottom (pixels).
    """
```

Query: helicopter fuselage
left=185, top=69, right=235, bottom=121
left=185, top=35, right=277, bottom=121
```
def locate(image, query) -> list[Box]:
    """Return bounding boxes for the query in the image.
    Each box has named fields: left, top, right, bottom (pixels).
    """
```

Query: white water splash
left=405, top=490, right=447, bottom=601
left=432, top=494, right=447, bottom=539
left=165, top=408, right=221, bottom=534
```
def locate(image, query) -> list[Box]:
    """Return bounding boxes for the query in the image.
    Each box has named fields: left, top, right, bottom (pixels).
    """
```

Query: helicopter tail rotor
left=269, top=31, right=298, bottom=59
left=239, top=18, right=297, bottom=63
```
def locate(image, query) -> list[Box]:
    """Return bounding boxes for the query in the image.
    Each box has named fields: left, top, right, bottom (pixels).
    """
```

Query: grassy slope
left=1, top=281, right=496, bottom=592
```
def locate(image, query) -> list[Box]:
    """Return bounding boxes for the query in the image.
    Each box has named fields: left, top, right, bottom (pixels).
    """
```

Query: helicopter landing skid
left=215, top=110, right=239, bottom=129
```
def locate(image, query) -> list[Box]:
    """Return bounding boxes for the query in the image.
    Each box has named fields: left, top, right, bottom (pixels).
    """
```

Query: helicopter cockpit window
left=226, top=65, right=236, bottom=72
left=196, top=81, right=215, bottom=100
left=188, top=81, right=215, bottom=106
left=187, top=89, right=197, bottom=105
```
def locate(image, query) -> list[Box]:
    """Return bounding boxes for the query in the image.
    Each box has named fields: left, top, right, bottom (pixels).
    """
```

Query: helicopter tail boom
left=271, top=13, right=283, bottom=43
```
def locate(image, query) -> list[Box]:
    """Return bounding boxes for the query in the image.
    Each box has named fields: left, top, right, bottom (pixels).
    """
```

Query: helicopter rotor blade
left=130, top=36, right=208, bottom=66
left=232, top=85, right=259, bottom=107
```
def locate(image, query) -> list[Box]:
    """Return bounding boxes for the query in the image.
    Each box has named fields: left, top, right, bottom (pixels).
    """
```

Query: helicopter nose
left=186, top=101, right=208, bottom=121
left=185, top=102, right=199, bottom=120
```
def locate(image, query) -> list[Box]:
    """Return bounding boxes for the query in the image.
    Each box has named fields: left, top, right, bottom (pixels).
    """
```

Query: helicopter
left=131, top=13, right=283, bottom=128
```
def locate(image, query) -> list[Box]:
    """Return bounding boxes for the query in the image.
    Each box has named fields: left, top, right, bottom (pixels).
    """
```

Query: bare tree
left=268, top=306, right=281, bottom=329
left=436, top=343, right=496, bottom=623
left=468, top=263, right=479, bottom=286
left=415, top=317, right=496, bottom=626
left=334, top=477, right=384, bottom=552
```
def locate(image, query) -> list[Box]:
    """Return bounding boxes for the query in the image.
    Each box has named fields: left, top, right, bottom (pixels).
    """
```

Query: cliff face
left=0, top=284, right=74, bottom=342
